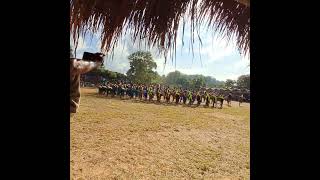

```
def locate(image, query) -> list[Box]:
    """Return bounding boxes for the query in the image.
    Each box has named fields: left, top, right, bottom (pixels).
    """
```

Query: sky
left=71, top=20, right=250, bottom=81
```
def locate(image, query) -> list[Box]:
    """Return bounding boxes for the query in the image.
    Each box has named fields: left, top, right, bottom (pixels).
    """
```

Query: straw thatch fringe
left=70, top=0, right=250, bottom=61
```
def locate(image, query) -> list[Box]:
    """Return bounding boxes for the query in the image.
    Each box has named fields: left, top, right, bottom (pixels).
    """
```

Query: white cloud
left=104, top=42, right=130, bottom=74
left=203, top=39, right=236, bottom=62
left=70, top=36, right=86, bottom=50
left=233, top=58, right=250, bottom=70
left=73, top=20, right=250, bottom=82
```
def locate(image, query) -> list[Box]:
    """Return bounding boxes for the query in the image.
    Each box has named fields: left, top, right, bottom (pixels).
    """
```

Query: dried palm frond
left=70, top=0, right=250, bottom=61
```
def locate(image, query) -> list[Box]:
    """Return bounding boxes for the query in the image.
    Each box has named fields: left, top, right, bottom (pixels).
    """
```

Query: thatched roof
left=70, top=0, right=250, bottom=59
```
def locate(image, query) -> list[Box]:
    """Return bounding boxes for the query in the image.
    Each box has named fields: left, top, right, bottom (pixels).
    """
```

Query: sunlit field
left=71, top=88, right=250, bottom=180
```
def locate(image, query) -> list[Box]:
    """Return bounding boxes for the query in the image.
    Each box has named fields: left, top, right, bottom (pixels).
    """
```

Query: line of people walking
left=98, top=81, right=246, bottom=108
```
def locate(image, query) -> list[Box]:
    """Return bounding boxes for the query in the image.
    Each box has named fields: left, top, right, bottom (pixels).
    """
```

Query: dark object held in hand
left=82, top=52, right=105, bottom=65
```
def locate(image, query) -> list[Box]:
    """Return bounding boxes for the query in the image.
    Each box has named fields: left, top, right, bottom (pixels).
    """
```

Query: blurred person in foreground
left=70, top=52, right=104, bottom=114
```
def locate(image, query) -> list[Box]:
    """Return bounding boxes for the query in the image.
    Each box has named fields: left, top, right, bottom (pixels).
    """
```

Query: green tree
left=90, top=67, right=121, bottom=81
left=191, top=77, right=206, bottom=89
left=165, top=71, right=182, bottom=85
left=176, top=76, right=190, bottom=88
left=225, top=79, right=236, bottom=88
left=151, top=72, right=164, bottom=84
left=215, top=82, right=225, bottom=88
left=108, top=71, right=117, bottom=79
left=163, top=70, right=227, bottom=89
left=126, top=51, right=157, bottom=84
left=116, top=72, right=127, bottom=81
left=237, top=74, right=250, bottom=89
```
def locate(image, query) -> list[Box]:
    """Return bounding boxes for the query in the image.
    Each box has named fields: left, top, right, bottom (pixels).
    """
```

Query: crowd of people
left=97, top=81, right=246, bottom=108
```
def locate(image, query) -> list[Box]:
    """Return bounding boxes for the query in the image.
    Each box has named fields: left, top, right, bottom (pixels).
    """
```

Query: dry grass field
left=71, top=88, right=250, bottom=180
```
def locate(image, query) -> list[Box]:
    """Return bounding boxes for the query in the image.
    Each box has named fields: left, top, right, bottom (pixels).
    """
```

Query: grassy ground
left=71, top=88, right=250, bottom=180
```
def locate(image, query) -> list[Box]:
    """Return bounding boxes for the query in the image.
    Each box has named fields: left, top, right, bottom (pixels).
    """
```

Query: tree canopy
left=163, top=71, right=224, bottom=89
left=126, top=51, right=157, bottom=84
left=237, top=74, right=250, bottom=89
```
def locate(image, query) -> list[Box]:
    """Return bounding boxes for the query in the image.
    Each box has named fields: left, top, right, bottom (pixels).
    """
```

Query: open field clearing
left=71, top=88, right=250, bottom=180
